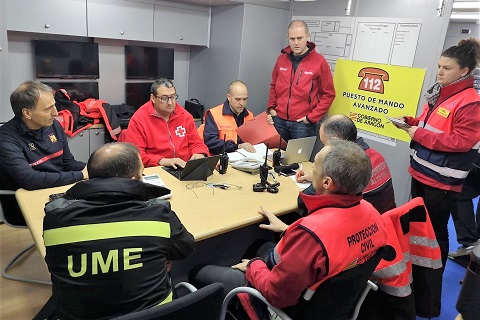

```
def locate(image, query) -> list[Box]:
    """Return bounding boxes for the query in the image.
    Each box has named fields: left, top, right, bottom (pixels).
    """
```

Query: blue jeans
left=273, top=116, right=316, bottom=142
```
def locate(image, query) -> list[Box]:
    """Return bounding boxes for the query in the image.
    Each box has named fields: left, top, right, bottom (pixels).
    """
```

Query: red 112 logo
left=357, top=67, right=389, bottom=94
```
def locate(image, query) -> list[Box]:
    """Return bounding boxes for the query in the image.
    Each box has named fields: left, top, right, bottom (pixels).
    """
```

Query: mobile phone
left=279, top=168, right=297, bottom=176
left=385, top=116, right=410, bottom=128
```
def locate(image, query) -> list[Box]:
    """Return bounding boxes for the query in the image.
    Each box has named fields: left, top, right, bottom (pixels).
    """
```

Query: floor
left=415, top=217, right=468, bottom=320
left=416, top=196, right=479, bottom=320
left=0, top=225, right=51, bottom=320
left=0, top=212, right=475, bottom=319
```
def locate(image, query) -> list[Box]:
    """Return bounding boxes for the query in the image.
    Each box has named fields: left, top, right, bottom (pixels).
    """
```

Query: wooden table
left=16, top=165, right=302, bottom=258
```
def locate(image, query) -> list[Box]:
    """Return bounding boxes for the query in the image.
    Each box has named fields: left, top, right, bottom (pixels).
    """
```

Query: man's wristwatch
left=246, top=257, right=263, bottom=268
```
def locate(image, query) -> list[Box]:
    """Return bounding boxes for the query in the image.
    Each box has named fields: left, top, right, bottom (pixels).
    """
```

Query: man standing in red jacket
left=267, top=20, right=335, bottom=142
left=120, top=79, right=209, bottom=168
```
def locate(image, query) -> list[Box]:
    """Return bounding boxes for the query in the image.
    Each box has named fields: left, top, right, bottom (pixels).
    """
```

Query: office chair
left=0, top=190, right=51, bottom=285
left=220, top=247, right=390, bottom=320
left=111, top=282, right=224, bottom=320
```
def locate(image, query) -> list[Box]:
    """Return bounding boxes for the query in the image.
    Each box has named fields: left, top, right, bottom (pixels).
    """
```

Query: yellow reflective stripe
left=155, top=291, right=173, bottom=306
left=44, top=221, right=170, bottom=247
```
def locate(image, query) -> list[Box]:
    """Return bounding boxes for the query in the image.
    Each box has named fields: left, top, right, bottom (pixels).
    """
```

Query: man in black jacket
left=43, top=142, right=195, bottom=319
left=0, top=81, right=87, bottom=225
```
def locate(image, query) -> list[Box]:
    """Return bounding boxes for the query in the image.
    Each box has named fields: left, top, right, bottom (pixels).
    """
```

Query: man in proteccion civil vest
left=190, top=140, right=388, bottom=319
left=200, top=80, right=255, bottom=155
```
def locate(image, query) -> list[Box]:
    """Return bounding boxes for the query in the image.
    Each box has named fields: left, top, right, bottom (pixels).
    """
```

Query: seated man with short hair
left=191, top=140, right=388, bottom=319
left=0, top=81, right=87, bottom=225
left=120, top=78, right=209, bottom=168
left=199, top=80, right=255, bottom=154
left=297, top=114, right=396, bottom=214
left=43, top=142, right=195, bottom=319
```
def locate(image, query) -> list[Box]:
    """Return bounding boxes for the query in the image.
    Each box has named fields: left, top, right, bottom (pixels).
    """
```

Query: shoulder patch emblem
left=49, top=134, right=58, bottom=143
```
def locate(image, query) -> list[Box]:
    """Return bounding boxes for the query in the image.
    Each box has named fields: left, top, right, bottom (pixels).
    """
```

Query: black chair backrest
left=111, top=282, right=224, bottom=320
left=285, top=247, right=386, bottom=320
left=0, top=192, right=26, bottom=226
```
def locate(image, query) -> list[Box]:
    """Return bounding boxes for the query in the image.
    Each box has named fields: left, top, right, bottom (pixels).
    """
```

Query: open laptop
left=162, top=155, right=220, bottom=181
left=282, top=136, right=317, bottom=165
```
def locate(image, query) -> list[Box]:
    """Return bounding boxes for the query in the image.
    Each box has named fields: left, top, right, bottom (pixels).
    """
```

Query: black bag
left=184, top=98, right=204, bottom=123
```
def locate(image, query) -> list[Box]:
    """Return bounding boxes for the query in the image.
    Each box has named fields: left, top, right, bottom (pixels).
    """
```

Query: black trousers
left=451, top=166, right=480, bottom=246
left=189, top=241, right=276, bottom=295
left=411, top=178, right=456, bottom=269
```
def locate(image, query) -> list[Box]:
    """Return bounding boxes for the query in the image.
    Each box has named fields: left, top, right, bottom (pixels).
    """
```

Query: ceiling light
left=450, top=13, right=480, bottom=21
left=452, top=2, right=480, bottom=10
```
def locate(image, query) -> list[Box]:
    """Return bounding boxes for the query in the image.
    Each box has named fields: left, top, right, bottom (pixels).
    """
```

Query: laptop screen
left=163, top=156, right=220, bottom=181
left=283, top=136, right=317, bottom=165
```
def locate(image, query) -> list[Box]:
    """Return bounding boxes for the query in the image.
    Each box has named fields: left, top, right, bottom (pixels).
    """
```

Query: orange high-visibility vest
left=373, top=197, right=442, bottom=297
left=197, top=104, right=253, bottom=142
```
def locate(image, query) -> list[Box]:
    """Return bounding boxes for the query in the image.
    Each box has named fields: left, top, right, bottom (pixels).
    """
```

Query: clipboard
left=236, top=112, right=287, bottom=148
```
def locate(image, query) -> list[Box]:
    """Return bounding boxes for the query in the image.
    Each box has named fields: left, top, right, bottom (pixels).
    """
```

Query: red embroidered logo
left=175, top=126, right=186, bottom=137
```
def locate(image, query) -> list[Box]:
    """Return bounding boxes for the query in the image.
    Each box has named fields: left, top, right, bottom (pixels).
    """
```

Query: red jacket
left=405, top=78, right=480, bottom=191
left=267, top=42, right=335, bottom=123
left=246, top=193, right=387, bottom=309
left=121, top=100, right=209, bottom=167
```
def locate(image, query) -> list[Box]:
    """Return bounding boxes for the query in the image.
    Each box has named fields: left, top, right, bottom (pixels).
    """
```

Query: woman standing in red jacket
left=395, top=38, right=480, bottom=269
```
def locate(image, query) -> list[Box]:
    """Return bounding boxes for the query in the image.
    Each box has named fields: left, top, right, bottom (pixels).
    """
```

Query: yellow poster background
left=329, top=59, right=426, bottom=142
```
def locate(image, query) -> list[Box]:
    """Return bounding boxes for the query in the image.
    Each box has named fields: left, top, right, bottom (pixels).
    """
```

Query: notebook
left=162, top=155, right=220, bottom=181
left=282, top=136, right=317, bottom=165
left=227, top=143, right=272, bottom=163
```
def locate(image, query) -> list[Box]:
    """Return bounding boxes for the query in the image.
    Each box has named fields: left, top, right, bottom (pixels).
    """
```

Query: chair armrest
left=351, top=280, right=378, bottom=320
left=175, top=281, right=198, bottom=293
left=220, top=287, right=292, bottom=320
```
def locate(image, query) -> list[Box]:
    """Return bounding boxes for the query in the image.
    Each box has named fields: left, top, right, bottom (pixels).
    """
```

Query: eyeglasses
left=155, top=94, right=178, bottom=103
left=186, top=182, right=211, bottom=199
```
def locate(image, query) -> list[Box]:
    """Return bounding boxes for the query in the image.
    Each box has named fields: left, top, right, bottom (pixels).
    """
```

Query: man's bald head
left=227, top=80, right=248, bottom=116
left=87, top=143, right=143, bottom=179
left=319, top=114, right=357, bottom=145
left=288, top=20, right=309, bottom=34
left=228, top=80, right=247, bottom=95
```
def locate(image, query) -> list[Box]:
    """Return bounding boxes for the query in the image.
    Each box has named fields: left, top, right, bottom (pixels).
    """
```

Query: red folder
left=236, top=112, right=287, bottom=148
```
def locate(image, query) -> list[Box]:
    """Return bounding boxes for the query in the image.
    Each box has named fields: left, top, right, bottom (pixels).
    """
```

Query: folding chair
left=220, top=246, right=391, bottom=320
left=0, top=190, right=51, bottom=285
